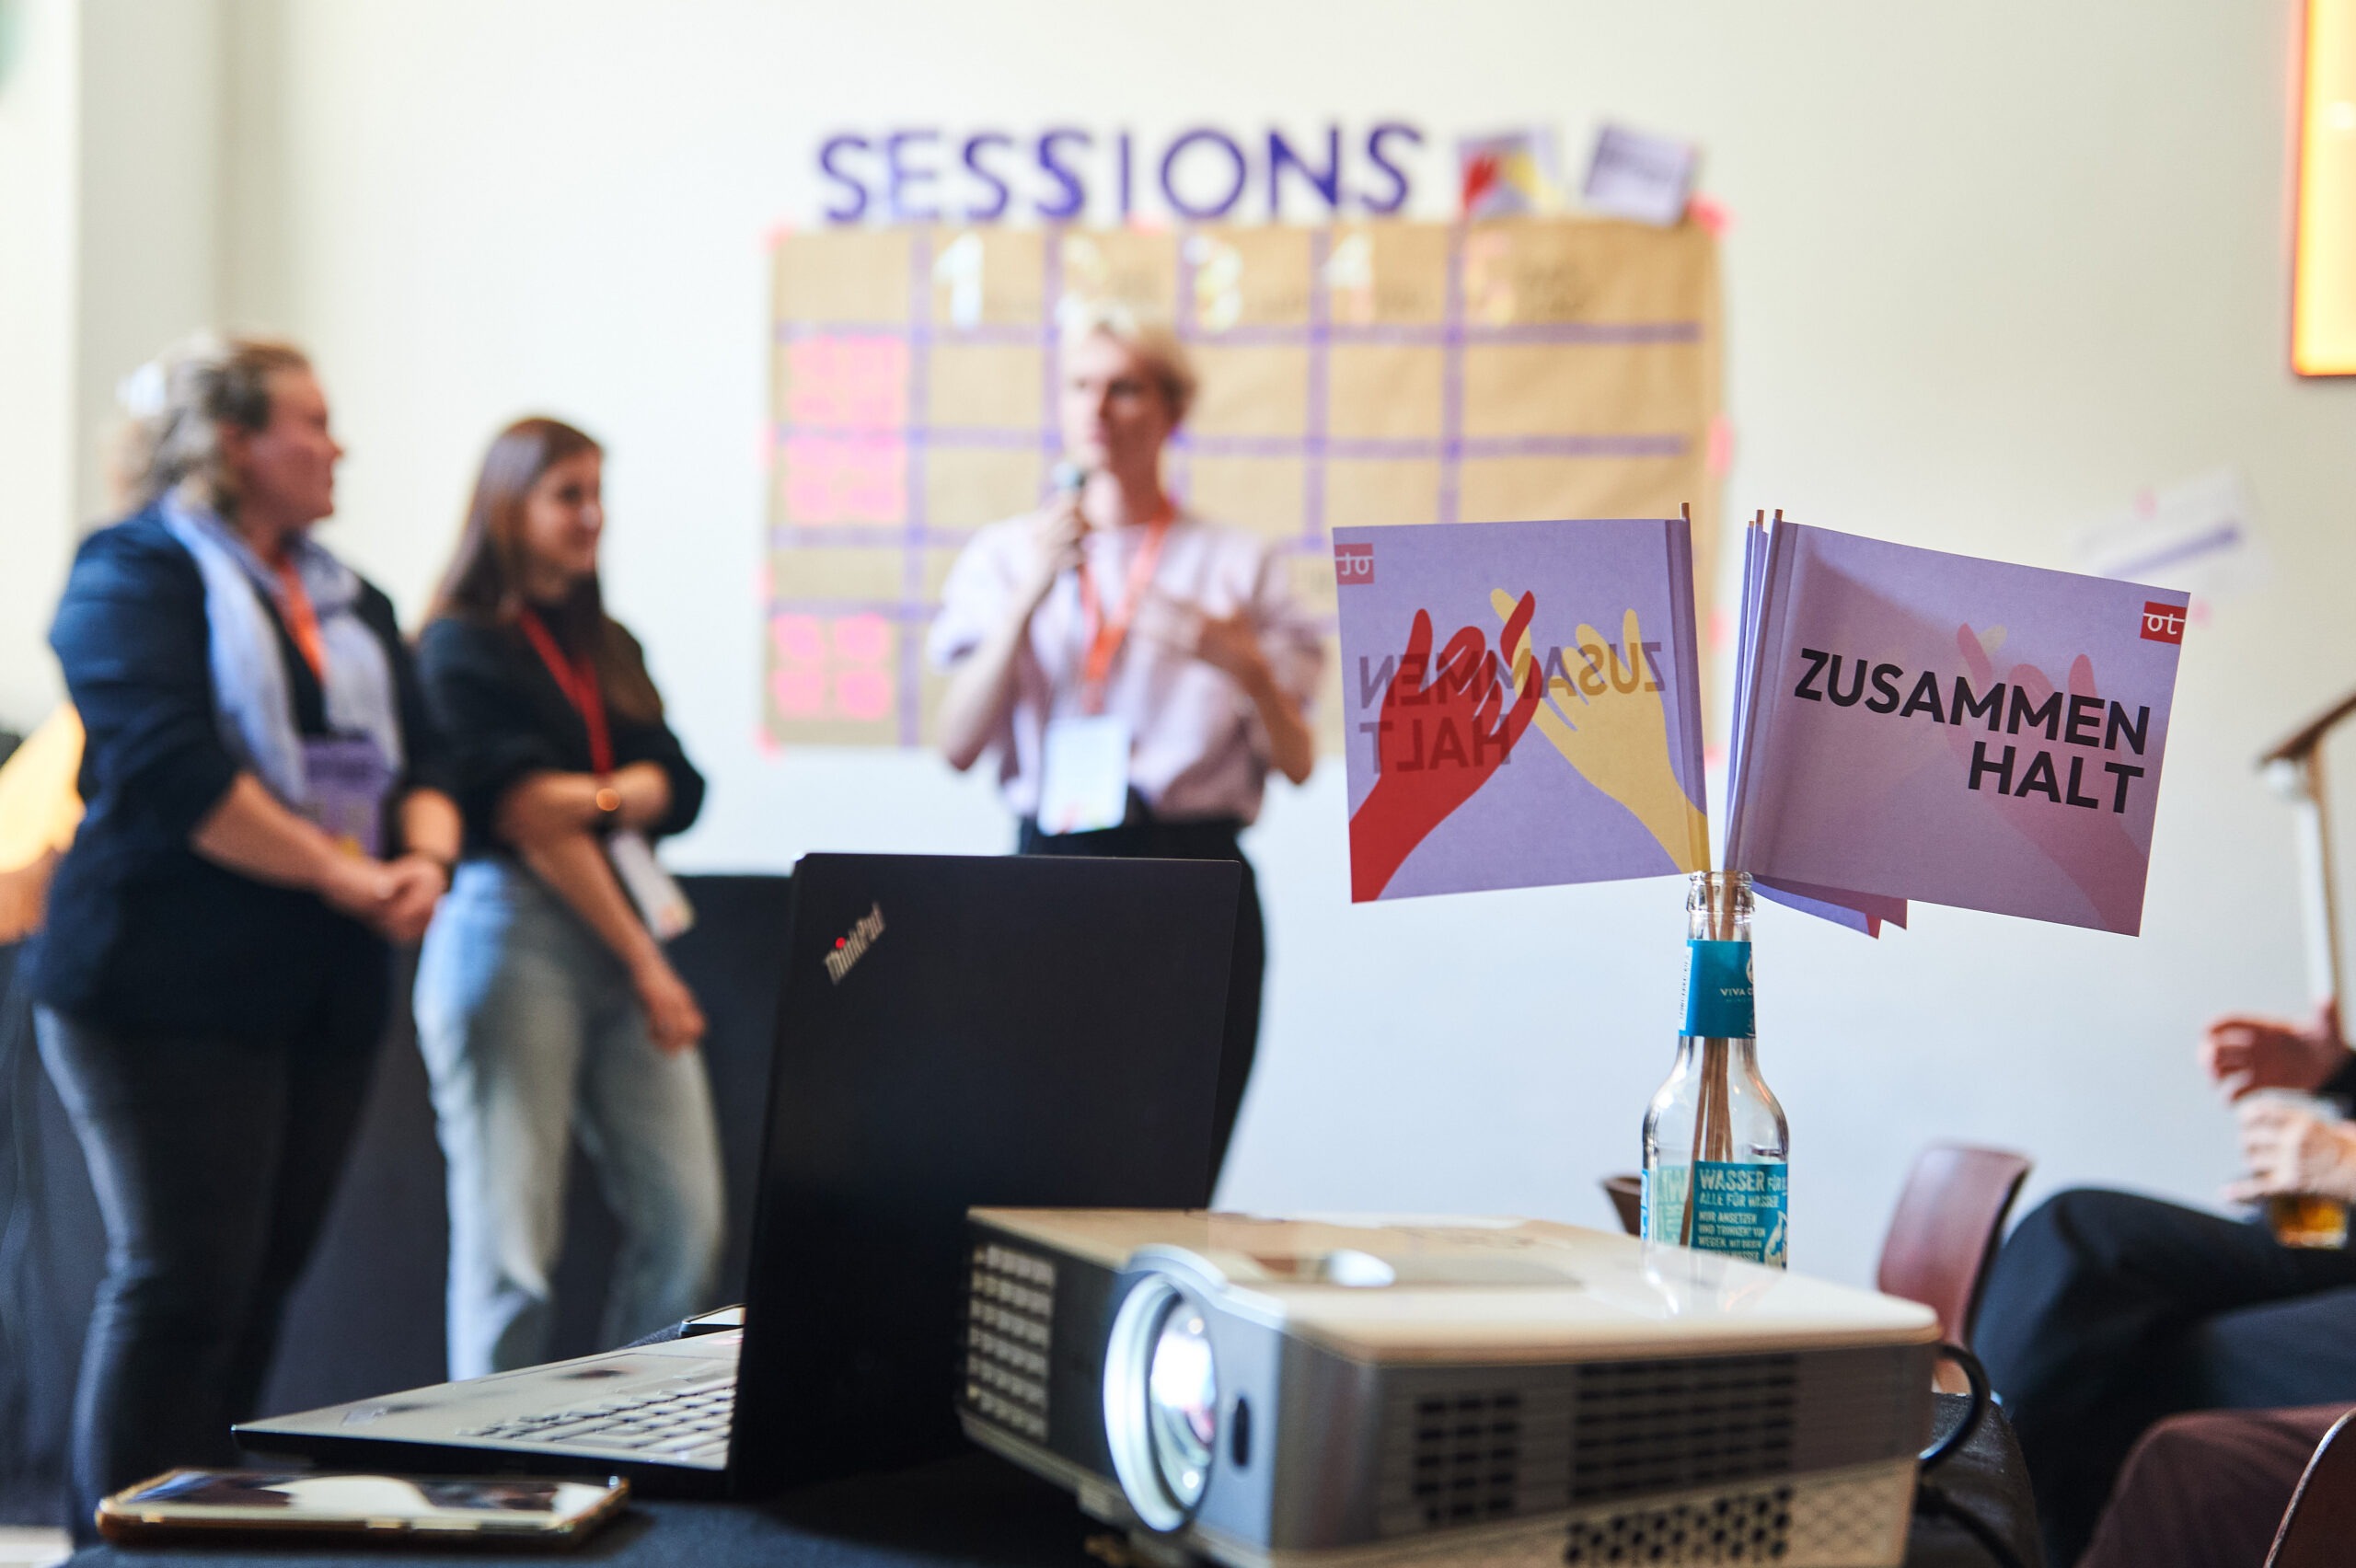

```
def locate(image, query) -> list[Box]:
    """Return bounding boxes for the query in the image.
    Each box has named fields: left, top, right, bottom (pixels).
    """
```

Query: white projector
left=958, top=1211, right=1940, bottom=1568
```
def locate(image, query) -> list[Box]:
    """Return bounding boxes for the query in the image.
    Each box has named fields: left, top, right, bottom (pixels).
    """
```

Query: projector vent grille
left=1406, top=1389, right=1526, bottom=1528
left=1564, top=1482, right=1795, bottom=1564
left=961, top=1241, right=1057, bottom=1443
left=1569, top=1355, right=1797, bottom=1505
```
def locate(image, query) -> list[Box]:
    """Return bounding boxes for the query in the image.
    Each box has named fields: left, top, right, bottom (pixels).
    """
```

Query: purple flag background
left=1727, top=524, right=2188, bottom=936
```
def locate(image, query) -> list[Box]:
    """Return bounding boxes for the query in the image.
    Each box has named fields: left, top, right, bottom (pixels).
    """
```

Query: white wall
left=0, top=0, right=231, bottom=733
left=29, top=0, right=2356, bottom=1286
left=0, top=0, right=77, bottom=732
left=75, top=0, right=225, bottom=523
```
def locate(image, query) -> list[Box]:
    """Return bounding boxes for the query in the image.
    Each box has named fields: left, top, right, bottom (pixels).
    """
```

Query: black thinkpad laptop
left=237, top=852, right=1240, bottom=1497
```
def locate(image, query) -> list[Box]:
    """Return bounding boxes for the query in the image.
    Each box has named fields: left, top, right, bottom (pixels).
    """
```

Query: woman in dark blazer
left=30, top=336, right=457, bottom=1524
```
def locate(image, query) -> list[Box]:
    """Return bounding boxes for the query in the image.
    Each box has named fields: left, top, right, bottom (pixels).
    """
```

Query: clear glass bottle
left=1640, top=871, right=1791, bottom=1266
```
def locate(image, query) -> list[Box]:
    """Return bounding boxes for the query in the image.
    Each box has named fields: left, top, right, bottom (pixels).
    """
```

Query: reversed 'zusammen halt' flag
left=1334, top=518, right=1708, bottom=903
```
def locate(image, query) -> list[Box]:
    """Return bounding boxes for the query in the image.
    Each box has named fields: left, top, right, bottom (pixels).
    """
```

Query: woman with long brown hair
left=411, top=417, right=720, bottom=1377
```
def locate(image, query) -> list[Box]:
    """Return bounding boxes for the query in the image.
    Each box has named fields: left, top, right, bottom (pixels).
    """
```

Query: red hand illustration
left=1948, top=625, right=2148, bottom=932
left=1348, top=594, right=1543, bottom=901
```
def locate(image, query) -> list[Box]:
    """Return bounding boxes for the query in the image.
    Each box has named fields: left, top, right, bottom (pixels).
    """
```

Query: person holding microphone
left=411, top=417, right=720, bottom=1378
left=928, top=311, right=1322, bottom=1183
left=30, top=336, right=457, bottom=1522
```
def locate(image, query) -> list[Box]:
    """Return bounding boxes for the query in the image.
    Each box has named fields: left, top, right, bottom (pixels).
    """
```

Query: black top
left=413, top=615, right=703, bottom=859
left=30, top=510, right=449, bottom=1043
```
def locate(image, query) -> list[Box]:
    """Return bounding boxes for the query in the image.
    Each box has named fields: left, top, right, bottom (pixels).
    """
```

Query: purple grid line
left=1039, top=227, right=1064, bottom=494
left=778, top=321, right=1042, bottom=346
left=775, top=319, right=1701, bottom=348
left=898, top=230, right=931, bottom=747
left=1036, top=225, right=1065, bottom=494
left=772, top=525, right=992, bottom=550
left=1168, top=236, right=1194, bottom=508
left=1303, top=230, right=1329, bottom=549
left=774, top=598, right=936, bottom=622
left=1438, top=227, right=1466, bottom=525
left=768, top=594, right=1342, bottom=641
left=774, top=423, right=1688, bottom=461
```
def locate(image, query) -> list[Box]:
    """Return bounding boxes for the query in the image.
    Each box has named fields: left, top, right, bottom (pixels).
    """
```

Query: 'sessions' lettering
left=1791, top=649, right=2152, bottom=814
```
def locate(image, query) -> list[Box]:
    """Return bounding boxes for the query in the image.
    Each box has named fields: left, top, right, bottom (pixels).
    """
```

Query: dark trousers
left=1973, top=1188, right=2356, bottom=1567
left=1016, top=812, right=1263, bottom=1188
left=33, top=993, right=382, bottom=1531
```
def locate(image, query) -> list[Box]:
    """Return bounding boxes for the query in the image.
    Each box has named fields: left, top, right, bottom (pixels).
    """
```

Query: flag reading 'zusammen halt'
left=1724, top=522, right=2188, bottom=936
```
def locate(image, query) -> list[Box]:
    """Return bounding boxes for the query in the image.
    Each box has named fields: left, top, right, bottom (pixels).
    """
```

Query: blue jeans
left=413, top=859, right=723, bottom=1378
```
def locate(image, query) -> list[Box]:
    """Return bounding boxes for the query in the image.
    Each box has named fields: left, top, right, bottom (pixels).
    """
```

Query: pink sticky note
left=771, top=613, right=826, bottom=664
left=1705, top=415, right=1734, bottom=478
left=786, top=337, right=907, bottom=429
left=1688, top=196, right=1730, bottom=236
left=831, top=614, right=893, bottom=664
left=834, top=667, right=894, bottom=721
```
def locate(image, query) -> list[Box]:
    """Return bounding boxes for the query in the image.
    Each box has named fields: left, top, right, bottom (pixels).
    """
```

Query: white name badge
left=1037, top=715, right=1132, bottom=836
left=606, top=830, right=695, bottom=940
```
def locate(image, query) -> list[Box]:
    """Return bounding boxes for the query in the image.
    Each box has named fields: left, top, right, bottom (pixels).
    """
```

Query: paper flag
left=1724, top=522, right=2188, bottom=937
left=1335, top=519, right=1709, bottom=903
left=1582, top=124, right=1699, bottom=227
left=2073, top=467, right=2269, bottom=607
left=1458, top=130, right=1563, bottom=221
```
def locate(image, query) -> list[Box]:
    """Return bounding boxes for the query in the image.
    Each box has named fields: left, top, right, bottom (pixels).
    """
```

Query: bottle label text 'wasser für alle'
left=1642, top=1162, right=1790, bottom=1266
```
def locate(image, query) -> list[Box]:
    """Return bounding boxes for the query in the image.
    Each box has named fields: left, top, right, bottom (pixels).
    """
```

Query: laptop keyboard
left=456, top=1374, right=734, bottom=1461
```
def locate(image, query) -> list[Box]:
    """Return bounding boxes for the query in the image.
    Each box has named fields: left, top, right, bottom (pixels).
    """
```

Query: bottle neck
left=1684, top=870, right=1753, bottom=944
left=1674, top=1034, right=1762, bottom=1066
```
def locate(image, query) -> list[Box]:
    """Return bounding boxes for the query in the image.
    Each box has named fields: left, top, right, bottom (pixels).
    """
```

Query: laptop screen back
left=730, top=852, right=1239, bottom=1493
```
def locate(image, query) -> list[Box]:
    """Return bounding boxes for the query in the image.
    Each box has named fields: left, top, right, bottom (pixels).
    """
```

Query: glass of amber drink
left=2250, top=1091, right=2353, bottom=1248
left=2269, top=1193, right=2350, bottom=1249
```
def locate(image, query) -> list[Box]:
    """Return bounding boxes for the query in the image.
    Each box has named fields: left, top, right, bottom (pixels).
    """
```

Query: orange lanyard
left=1075, top=515, right=1172, bottom=713
left=271, top=559, right=329, bottom=684
left=517, top=607, right=614, bottom=775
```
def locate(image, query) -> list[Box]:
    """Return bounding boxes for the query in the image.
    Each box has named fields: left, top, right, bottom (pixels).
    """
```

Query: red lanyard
left=517, top=607, right=613, bottom=775
left=272, top=559, right=328, bottom=683
left=1075, top=515, right=1172, bottom=713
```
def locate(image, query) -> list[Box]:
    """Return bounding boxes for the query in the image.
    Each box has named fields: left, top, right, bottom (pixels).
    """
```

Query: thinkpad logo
left=824, top=902, right=885, bottom=985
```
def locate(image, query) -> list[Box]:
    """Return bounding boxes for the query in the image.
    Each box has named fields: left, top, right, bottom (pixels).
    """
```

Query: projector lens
left=1147, top=1303, right=1217, bottom=1505
left=1103, top=1271, right=1219, bottom=1532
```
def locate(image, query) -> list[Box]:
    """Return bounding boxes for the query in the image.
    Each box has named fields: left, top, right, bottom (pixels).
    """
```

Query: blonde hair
left=111, top=333, right=312, bottom=516
left=1068, top=305, right=1198, bottom=425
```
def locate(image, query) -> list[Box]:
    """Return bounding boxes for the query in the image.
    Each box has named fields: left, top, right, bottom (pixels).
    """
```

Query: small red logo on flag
left=2140, top=602, right=2185, bottom=644
left=1335, top=544, right=1376, bottom=585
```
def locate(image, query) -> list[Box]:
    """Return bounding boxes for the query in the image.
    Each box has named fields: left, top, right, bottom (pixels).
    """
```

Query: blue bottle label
left=1642, top=1162, right=1789, bottom=1268
left=1681, top=940, right=1755, bottom=1039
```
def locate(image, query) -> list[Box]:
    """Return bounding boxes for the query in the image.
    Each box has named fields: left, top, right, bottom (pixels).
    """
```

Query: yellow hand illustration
left=1492, top=591, right=1708, bottom=872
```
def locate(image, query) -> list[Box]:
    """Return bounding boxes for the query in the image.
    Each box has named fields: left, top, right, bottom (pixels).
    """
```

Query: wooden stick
left=1680, top=1041, right=1711, bottom=1245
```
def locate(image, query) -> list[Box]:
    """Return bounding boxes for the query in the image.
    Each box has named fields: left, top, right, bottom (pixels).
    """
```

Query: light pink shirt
left=927, top=513, right=1322, bottom=824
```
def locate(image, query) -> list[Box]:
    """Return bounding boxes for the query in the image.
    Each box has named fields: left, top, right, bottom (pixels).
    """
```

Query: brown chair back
left=2266, top=1409, right=2356, bottom=1568
left=1601, top=1173, right=1644, bottom=1236
left=1874, top=1144, right=2032, bottom=1345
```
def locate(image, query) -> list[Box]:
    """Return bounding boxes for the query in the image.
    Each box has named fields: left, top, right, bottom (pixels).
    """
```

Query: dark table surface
left=68, top=1396, right=2042, bottom=1568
